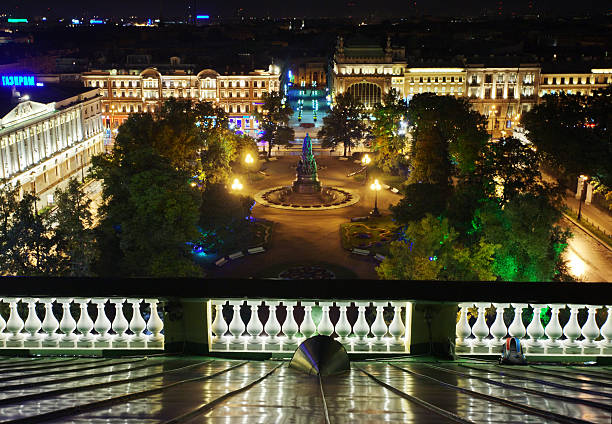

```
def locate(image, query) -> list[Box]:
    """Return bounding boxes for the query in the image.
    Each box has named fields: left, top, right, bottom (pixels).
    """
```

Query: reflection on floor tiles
left=0, top=357, right=610, bottom=423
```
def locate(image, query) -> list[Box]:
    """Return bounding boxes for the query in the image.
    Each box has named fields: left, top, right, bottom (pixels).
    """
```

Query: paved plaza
left=208, top=156, right=402, bottom=279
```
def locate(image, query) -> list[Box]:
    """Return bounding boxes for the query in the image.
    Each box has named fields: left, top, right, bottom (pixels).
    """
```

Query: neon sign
left=90, top=19, right=104, bottom=24
left=196, top=15, right=210, bottom=19
left=1, top=75, right=36, bottom=87
left=8, top=18, right=28, bottom=23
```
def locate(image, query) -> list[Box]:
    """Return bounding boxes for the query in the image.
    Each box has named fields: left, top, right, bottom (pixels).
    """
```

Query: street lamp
left=369, top=179, right=381, bottom=217
left=231, top=178, right=243, bottom=192
left=577, top=174, right=589, bottom=221
left=361, top=153, right=371, bottom=184
left=245, top=152, right=254, bottom=182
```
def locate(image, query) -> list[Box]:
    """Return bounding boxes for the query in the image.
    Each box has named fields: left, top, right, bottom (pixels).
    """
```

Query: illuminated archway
left=346, top=82, right=382, bottom=109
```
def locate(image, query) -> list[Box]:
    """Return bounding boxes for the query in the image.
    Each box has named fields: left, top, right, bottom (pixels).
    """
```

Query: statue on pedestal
left=292, top=133, right=321, bottom=194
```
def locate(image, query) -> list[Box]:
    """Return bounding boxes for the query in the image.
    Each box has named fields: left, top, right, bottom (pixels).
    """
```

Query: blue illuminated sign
left=1, top=75, right=36, bottom=87
left=90, top=19, right=104, bottom=24
left=196, top=15, right=210, bottom=19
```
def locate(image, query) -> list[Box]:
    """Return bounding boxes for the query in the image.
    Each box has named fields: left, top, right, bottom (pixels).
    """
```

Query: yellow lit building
left=81, top=65, right=281, bottom=138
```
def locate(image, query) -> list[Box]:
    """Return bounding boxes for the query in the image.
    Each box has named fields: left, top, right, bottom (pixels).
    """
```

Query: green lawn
left=340, top=216, right=399, bottom=255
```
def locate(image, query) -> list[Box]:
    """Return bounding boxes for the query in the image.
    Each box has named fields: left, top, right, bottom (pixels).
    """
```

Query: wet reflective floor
left=0, top=356, right=610, bottom=423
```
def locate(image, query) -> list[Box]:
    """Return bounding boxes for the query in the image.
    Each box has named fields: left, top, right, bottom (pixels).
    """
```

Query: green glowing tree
left=478, top=194, right=571, bottom=282
left=319, top=92, right=367, bottom=157
left=376, top=214, right=497, bottom=281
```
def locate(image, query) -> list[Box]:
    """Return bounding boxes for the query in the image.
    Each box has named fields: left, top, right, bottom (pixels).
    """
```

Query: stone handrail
left=208, top=299, right=411, bottom=354
left=0, top=297, right=164, bottom=350
left=456, top=302, right=612, bottom=356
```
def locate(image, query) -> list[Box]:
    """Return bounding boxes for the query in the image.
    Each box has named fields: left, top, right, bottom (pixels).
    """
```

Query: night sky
left=2, top=0, right=610, bottom=18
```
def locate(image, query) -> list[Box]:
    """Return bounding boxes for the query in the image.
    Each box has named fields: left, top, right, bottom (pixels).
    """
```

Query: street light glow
left=362, top=154, right=371, bottom=166
left=231, top=178, right=243, bottom=191
left=370, top=179, right=381, bottom=191
left=245, top=153, right=254, bottom=164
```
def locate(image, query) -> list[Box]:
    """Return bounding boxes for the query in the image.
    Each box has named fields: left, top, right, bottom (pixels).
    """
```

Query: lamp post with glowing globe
left=245, top=152, right=254, bottom=182
left=370, top=179, right=381, bottom=217
left=231, top=178, right=243, bottom=192
left=361, top=153, right=371, bottom=185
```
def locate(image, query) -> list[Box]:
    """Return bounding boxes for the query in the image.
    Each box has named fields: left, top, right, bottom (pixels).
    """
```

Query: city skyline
left=2, top=0, right=611, bottom=19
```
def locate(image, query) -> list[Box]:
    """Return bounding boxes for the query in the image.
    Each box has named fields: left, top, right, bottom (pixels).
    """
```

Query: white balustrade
left=0, top=297, right=164, bottom=350
left=207, top=299, right=411, bottom=354
left=455, top=302, right=611, bottom=356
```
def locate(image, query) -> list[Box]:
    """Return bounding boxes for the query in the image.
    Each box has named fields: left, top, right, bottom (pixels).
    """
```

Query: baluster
left=146, top=298, right=164, bottom=348
left=455, top=303, right=473, bottom=353
left=489, top=303, right=508, bottom=351
left=41, top=298, right=60, bottom=347
left=353, top=302, right=370, bottom=351
left=388, top=302, right=406, bottom=352
left=563, top=304, right=582, bottom=353
left=210, top=300, right=228, bottom=349
left=472, top=302, right=491, bottom=353
left=246, top=300, right=263, bottom=350
left=335, top=302, right=352, bottom=350
left=0, top=298, right=6, bottom=347
left=23, top=297, right=42, bottom=348
left=110, top=299, right=129, bottom=348
left=508, top=303, right=527, bottom=342
left=93, top=298, right=112, bottom=348
left=57, top=298, right=77, bottom=348
left=371, top=302, right=389, bottom=352
left=264, top=301, right=281, bottom=351
left=75, top=298, right=94, bottom=348
left=317, top=302, right=334, bottom=336
left=300, top=302, right=316, bottom=339
left=545, top=304, right=564, bottom=353
left=524, top=304, right=545, bottom=353
left=228, top=300, right=245, bottom=349
left=600, top=305, right=612, bottom=354
left=128, top=299, right=147, bottom=348
left=282, top=301, right=299, bottom=351
left=581, top=305, right=601, bottom=354
left=5, top=298, right=24, bottom=347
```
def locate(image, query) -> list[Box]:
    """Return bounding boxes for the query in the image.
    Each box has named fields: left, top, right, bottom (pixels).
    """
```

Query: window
left=496, top=86, right=503, bottom=98
left=497, top=74, right=504, bottom=84
left=485, top=74, right=492, bottom=83
left=261, top=82, right=266, bottom=88
left=220, top=81, right=225, bottom=88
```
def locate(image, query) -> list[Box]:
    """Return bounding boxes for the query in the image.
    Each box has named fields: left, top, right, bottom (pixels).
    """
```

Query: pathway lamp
left=245, top=153, right=255, bottom=182
left=370, top=179, right=381, bottom=217
left=231, top=178, right=243, bottom=192
left=361, top=154, right=371, bottom=185
left=577, top=175, right=589, bottom=221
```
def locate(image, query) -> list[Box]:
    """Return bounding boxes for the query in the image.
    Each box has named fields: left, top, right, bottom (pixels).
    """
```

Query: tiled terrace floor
left=0, top=356, right=610, bottom=423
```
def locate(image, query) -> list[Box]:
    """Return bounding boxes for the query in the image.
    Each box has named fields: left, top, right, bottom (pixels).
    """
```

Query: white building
left=0, top=84, right=104, bottom=208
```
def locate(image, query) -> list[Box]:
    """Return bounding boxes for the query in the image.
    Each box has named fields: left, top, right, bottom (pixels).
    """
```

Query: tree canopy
left=371, top=89, right=409, bottom=172
left=255, top=91, right=294, bottom=157
left=522, top=88, right=612, bottom=187
left=318, top=92, right=368, bottom=157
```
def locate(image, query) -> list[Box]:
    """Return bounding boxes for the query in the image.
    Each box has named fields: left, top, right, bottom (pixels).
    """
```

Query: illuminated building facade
left=81, top=65, right=281, bottom=137
left=0, top=84, right=104, bottom=208
left=331, top=37, right=612, bottom=137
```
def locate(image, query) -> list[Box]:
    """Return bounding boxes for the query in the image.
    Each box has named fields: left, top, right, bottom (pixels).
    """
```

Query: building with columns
left=81, top=65, right=281, bottom=138
left=0, top=85, right=104, bottom=208
left=330, top=37, right=612, bottom=138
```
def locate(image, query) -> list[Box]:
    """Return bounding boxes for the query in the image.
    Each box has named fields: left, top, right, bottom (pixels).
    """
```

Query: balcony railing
left=208, top=299, right=411, bottom=353
left=456, top=303, right=612, bottom=356
left=0, top=297, right=164, bottom=349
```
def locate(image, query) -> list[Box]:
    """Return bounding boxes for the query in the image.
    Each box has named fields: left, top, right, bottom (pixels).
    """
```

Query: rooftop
left=0, top=84, right=94, bottom=119
left=0, top=355, right=610, bottom=423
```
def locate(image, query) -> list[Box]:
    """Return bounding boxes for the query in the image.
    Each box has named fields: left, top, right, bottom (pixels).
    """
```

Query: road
left=561, top=217, right=612, bottom=282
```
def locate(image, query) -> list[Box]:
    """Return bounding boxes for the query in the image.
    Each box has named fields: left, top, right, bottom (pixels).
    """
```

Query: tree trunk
left=268, top=141, right=272, bottom=158
left=343, top=142, right=348, bottom=157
